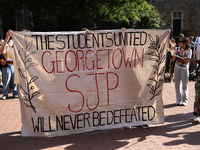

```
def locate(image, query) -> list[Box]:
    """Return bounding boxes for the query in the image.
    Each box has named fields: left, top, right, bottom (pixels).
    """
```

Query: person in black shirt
left=0, top=52, right=18, bottom=99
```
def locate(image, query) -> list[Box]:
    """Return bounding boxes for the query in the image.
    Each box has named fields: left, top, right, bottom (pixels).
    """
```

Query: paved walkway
left=0, top=80, right=200, bottom=150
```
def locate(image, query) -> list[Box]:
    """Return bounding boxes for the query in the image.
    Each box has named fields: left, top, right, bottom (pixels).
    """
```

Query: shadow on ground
left=0, top=112, right=199, bottom=150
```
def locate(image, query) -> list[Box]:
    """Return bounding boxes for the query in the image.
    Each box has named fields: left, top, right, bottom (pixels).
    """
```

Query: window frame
left=171, top=11, right=183, bottom=36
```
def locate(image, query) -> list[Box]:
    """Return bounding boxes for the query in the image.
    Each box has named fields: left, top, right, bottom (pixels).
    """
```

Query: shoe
left=14, top=95, right=19, bottom=98
left=2, top=96, right=6, bottom=100
left=122, top=126, right=130, bottom=129
left=176, top=102, right=181, bottom=106
left=142, top=124, right=149, bottom=129
left=192, top=116, right=199, bottom=123
left=182, top=101, right=188, bottom=106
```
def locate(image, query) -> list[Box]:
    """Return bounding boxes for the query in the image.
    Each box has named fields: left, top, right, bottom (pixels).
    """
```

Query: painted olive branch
left=18, top=35, right=40, bottom=113
left=147, top=34, right=166, bottom=100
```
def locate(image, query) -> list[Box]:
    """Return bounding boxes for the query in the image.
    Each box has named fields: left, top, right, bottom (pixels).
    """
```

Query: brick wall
left=150, top=0, right=200, bottom=38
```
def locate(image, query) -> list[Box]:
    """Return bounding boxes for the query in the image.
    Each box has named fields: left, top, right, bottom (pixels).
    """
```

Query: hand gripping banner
left=12, top=29, right=170, bottom=136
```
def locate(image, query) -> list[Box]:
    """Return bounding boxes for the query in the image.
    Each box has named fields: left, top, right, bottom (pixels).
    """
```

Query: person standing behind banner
left=183, top=57, right=200, bottom=123
left=189, top=36, right=197, bottom=76
left=0, top=47, right=18, bottom=99
left=0, top=30, right=20, bottom=95
left=0, top=40, right=4, bottom=87
left=8, top=38, right=14, bottom=48
left=172, top=37, right=192, bottom=106
left=176, top=33, right=184, bottom=47
left=166, top=38, right=176, bottom=73
left=81, top=27, right=89, bottom=31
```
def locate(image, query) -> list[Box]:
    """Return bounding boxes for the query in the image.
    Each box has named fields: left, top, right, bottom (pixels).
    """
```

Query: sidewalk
left=0, top=80, right=200, bottom=150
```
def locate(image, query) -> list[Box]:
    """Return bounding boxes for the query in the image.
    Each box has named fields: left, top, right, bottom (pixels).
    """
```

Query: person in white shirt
left=172, top=37, right=192, bottom=106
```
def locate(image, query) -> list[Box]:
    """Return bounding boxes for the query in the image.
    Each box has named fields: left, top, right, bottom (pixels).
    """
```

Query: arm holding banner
left=1, top=30, right=19, bottom=84
left=171, top=48, right=178, bottom=63
left=183, top=57, right=199, bottom=64
left=0, top=57, right=9, bottom=66
left=0, top=30, right=13, bottom=54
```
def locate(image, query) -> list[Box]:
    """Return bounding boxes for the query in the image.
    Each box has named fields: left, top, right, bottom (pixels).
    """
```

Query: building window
left=172, top=11, right=182, bottom=37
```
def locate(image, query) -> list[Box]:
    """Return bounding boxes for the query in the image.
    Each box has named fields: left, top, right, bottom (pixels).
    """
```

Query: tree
left=0, top=0, right=23, bottom=33
left=95, top=0, right=165, bottom=29
left=0, top=0, right=165, bottom=32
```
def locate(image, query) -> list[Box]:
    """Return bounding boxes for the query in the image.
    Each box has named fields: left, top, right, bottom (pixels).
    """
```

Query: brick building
left=148, top=0, right=200, bottom=39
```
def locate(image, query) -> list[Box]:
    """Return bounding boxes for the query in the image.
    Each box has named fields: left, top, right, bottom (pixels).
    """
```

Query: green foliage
left=0, top=0, right=165, bottom=32
left=97, top=0, right=165, bottom=29
left=0, top=0, right=23, bottom=32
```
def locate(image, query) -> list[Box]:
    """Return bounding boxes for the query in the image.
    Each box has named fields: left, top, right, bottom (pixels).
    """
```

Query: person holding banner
left=172, top=37, right=192, bottom=106
left=188, top=36, right=197, bottom=80
left=0, top=50, right=18, bottom=99
left=81, top=27, right=89, bottom=31
left=0, top=30, right=19, bottom=87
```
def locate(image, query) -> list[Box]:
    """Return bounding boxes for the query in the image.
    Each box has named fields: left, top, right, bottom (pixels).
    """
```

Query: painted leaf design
left=150, top=96, right=154, bottom=100
left=156, top=80, right=163, bottom=89
left=158, top=44, right=160, bottom=49
left=31, top=91, right=40, bottom=100
left=147, top=84, right=155, bottom=91
left=27, top=51, right=36, bottom=57
left=28, top=76, right=39, bottom=85
left=160, top=55, right=166, bottom=63
left=149, top=77, right=155, bottom=82
left=20, top=85, right=28, bottom=95
left=149, top=58, right=159, bottom=62
left=148, top=52, right=158, bottom=57
left=17, top=50, right=24, bottom=63
left=159, top=78, right=164, bottom=82
left=26, top=63, right=38, bottom=70
left=26, top=41, right=33, bottom=51
left=32, top=107, right=36, bottom=113
left=147, top=34, right=165, bottom=101
left=24, top=36, right=27, bottom=45
left=151, top=65, right=158, bottom=70
left=27, top=58, right=32, bottom=62
left=18, top=68, right=26, bottom=78
left=156, top=35, right=159, bottom=46
left=148, top=34, right=154, bottom=42
left=22, top=96, right=28, bottom=101
left=18, top=35, right=39, bottom=113
left=150, top=90, right=154, bottom=94
left=30, top=86, right=35, bottom=90
left=159, top=43, right=165, bottom=54
left=158, top=66, right=165, bottom=76
left=24, top=102, right=31, bottom=107
left=154, top=90, right=162, bottom=97
left=148, top=45, right=156, bottom=49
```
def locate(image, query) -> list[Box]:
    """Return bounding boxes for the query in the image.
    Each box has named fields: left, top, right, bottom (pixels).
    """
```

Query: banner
left=12, top=29, right=170, bottom=136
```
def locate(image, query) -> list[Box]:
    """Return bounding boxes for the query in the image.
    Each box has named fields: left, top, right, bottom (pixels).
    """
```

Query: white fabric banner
left=12, top=29, right=170, bottom=137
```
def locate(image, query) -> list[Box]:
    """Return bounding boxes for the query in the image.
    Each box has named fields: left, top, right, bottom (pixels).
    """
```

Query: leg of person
left=10, top=64, right=18, bottom=98
left=174, top=65, right=181, bottom=105
left=193, top=73, right=200, bottom=123
left=1, top=66, right=11, bottom=99
left=193, top=101, right=200, bottom=123
left=181, top=68, right=189, bottom=106
left=142, top=124, right=149, bottom=129
left=0, top=70, right=3, bottom=88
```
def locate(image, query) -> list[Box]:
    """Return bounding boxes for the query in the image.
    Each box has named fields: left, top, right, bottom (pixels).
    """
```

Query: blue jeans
left=2, top=64, right=18, bottom=97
